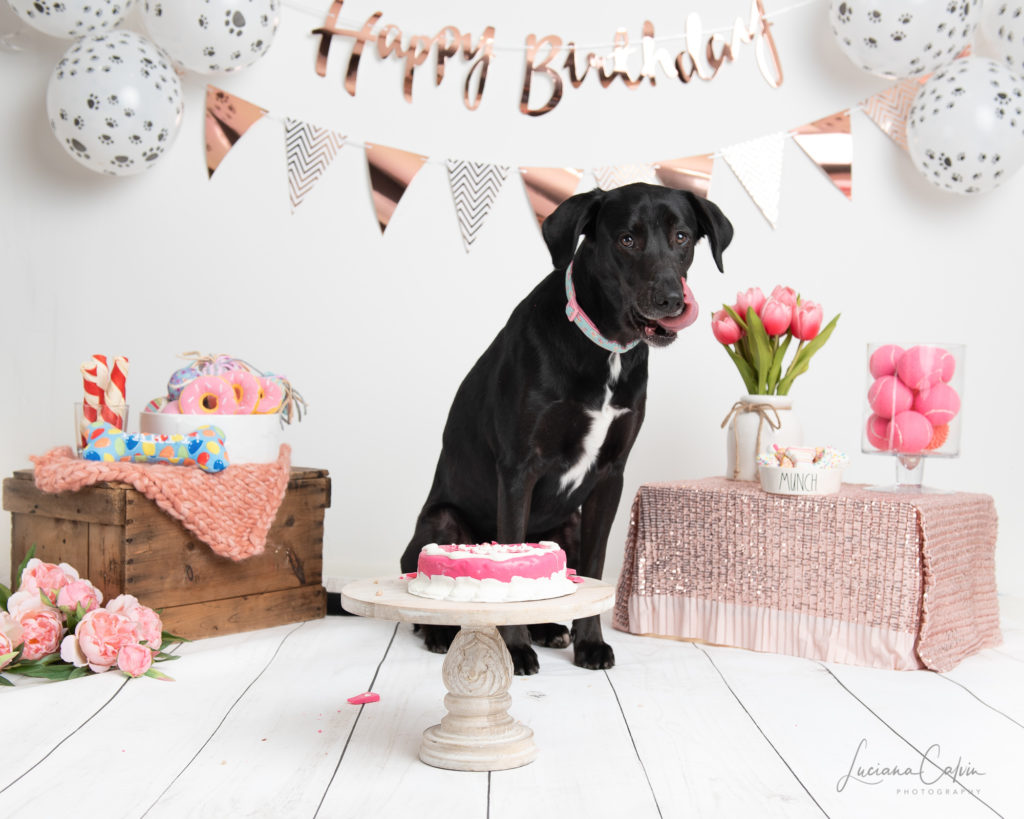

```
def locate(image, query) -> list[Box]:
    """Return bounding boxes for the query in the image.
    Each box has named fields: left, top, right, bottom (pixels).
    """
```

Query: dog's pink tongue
left=656, top=278, right=699, bottom=332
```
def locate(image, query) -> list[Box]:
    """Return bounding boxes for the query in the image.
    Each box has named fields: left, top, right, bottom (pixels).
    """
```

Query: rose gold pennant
left=653, top=154, right=715, bottom=198
left=364, top=143, right=428, bottom=233
left=860, top=78, right=919, bottom=152
left=519, top=166, right=582, bottom=228
left=791, top=110, right=852, bottom=200
left=205, top=86, right=268, bottom=179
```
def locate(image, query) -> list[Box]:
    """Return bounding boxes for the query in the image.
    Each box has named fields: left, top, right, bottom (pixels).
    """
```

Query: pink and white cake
left=406, top=541, right=578, bottom=603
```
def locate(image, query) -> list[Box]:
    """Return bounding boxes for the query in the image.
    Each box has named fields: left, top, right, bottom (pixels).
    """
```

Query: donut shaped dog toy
left=255, top=376, right=285, bottom=414
left=81, top=422, right=229, bottom=473
left=223, top=370, right=261, bottom=414
left=178, top=376, right=239, bottom=414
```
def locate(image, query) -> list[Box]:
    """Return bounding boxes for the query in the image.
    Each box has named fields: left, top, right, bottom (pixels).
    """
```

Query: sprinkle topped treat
left=406, top=541, right=578, bottom=603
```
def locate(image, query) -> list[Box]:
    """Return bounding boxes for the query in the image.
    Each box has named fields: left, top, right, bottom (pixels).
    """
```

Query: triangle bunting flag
left=519, top=166, right=583, bottom=229
left=364, top=143, right=428, bottom=233
left=445, top=159, right=510, bottom=252
left=285, top=118, right=345, bottom=213
left=592, top=164, right=656, bottom=190
left=653, top=154, right=715, bottom=198
left=860, top=78, right=920, bottom=152
left=792, top=110, right=852, bottom=200
left=205, top=86, right=267, bottom=179
left=721, top=133, right=786, bottom=229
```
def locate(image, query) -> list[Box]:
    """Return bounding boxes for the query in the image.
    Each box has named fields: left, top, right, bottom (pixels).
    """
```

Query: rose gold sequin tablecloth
left=613, top=478, right=1001, bottom=671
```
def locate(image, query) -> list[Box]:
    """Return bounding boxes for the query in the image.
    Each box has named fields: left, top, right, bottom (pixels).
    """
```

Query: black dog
left=400, top=183, right=733, bottom=674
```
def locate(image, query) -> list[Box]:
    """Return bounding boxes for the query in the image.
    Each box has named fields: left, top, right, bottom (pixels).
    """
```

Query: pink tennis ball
left=895, top=346, right=945, bottom=391
left=890, top=410, right=934, bottom=453
left=869, top=344, right=904, bottom=378
left=938, top=348, right=956, bottom=382
left=865, top=413, right=893, bottom=451
left=868, top=375, right=913, bottom=419
left=913, top=382, right=960, bottom=426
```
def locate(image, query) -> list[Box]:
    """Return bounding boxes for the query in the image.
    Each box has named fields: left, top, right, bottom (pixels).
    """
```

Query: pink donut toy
left=223, top=370, right=261, bottom=414
left=254, top=376, right=285, bottom=414
left=178, top=376, right=239, bottom=415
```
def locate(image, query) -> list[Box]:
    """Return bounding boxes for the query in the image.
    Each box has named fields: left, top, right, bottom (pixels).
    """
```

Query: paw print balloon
left=6, top=0, right=134, bottom=39
left=829, top=0, right=980, bottom=79
left=46, top=31, right=184, bottom=176
left=141, top=0, right=280, bottom=74
left=907, top=57, right=1024, bottom=194
left=981, top=3, right=1024, bottom=76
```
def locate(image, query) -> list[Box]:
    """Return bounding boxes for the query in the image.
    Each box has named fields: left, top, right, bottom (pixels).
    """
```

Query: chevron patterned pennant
left=860, top=78, right=921, bottom=152
left=721, top=132, right=786, bottom=229
left=445, top=159, right=510, bottom=252
left=592, top=164, right=656, bottom=190
left=285, top=119, right=345, bottom=213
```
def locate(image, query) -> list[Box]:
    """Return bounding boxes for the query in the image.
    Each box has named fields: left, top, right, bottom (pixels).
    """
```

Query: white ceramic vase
left=724, top=394, right=803, bottom=481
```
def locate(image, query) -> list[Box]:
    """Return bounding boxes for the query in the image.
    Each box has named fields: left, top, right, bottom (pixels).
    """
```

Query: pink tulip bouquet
left=711, top=285, right=840, bottom=395
left=0, top=546, right=184, bottom=685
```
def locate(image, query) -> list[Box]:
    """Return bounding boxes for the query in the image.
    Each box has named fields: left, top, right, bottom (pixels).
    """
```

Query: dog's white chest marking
left=559, top=353, right=629, bottom=494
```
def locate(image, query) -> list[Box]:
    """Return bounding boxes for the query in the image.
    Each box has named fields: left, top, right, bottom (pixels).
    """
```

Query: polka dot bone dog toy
left=81, top=421, right=230, bottom=473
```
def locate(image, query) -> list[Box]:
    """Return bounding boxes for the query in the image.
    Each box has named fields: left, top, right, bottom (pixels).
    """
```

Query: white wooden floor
left=1, top=599, right=1022, bottom=819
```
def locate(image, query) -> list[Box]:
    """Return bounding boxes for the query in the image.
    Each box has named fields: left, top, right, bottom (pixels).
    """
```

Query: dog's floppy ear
left=541, top=188, right=605, bottom=271
left=679, top=191, right=734, bottom=273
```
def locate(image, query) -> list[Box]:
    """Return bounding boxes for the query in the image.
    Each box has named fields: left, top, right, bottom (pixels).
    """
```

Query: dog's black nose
left=654, top=289, right=684, bottom=316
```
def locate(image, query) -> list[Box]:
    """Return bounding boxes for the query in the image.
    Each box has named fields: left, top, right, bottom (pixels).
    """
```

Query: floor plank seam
left=818, top=664, right=1004, bottom=818
left=603, top=668, right=665, bottom=819
left=0, top=676, right=130, bottom=795
left=938, top=674, right=1024, bottom=731
left=313, top=620, right=400, bottom=819
left=696, top=646, right=831, bottom=818
left=139, top=621, right=309, bottom=818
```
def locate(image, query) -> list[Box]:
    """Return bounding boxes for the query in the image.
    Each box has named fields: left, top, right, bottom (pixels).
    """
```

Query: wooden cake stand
left=341, top=576, right=614, bottom=772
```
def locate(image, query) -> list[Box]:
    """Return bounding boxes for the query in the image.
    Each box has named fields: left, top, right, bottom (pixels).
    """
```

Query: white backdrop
left=1, top=0, right=1021, bottom=597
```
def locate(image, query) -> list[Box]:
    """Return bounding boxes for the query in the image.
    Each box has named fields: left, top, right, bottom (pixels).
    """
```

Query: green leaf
left=144, top=668, right=175, bottom=682
left=778, top=313, right=840, bottom=395
left=746, top=309, right=773, bottom=394
left=10, top=663, right=82, bottom=681
left=0, top=583, right=10, bottom=612
left=767, top=334, right=793, bottom=394
left=160, top=631, right=189, bottom=650
left=722, top=304, right=748, bottom=332
left=14, top=545, right=36, bottom=587
left=0, top=651, right=17, bottom=667
left=153, top=652, right=181, bottom=663
left=0, top=674, right=14, bottom=687
left=723, top=346, right=758, bottom=394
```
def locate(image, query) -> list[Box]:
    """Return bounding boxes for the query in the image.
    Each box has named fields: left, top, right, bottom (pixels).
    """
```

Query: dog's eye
left=618, top=233, right=635, bottom=248
left=675, top=231, right=691, bottom=246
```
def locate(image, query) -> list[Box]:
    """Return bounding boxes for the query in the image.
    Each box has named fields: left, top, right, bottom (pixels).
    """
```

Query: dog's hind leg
left=402, top=505, right=477, bottom=656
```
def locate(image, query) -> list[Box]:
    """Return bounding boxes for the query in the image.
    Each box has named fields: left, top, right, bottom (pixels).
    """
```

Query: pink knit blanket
left=30, top=445, right=292, bottom=561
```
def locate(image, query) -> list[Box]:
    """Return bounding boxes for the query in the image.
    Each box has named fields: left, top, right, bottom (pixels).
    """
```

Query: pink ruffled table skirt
left=613, top=478, right=1001, bottom=671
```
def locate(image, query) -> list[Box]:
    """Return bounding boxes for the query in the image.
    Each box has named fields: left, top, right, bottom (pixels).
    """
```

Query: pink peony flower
left=0, top=612, right=24, bottom=670
left=56, top=579, right=103, bottom=614
left=106, top=595, right=163, bottom=649
left=19, top=558, right=79, bottom=604
left=734, top=287, right=766, bottom=319
left=759, top=298, right=792, bottom=336
left=791, top=300, right=824, bottom=341
left=6, top=589, right=52, bottom=620
left=769, top=285, right=798, bottom=310
left=17, top=609, right=63, bottom=661
left=72, top=609, right=139, bottom=673
left=117, top=643, right=154, bottom=678
left=711, top=309, right=744, bottom=345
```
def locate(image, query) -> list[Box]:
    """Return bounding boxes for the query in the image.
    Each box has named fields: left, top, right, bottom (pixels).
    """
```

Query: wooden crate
left=3, top=467, right=330, bottom=640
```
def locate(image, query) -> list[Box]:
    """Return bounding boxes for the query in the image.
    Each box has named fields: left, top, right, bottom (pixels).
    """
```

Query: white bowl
left=758, top=464, right=843, bottom=496
left=139, top=411, right=282, bottom=464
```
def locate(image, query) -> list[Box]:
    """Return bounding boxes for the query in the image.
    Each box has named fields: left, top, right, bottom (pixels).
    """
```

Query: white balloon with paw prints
left=141, top=0, right=281, bottom=75
left=907, top=57, right=1024, bottom=195
left=45, top=31, right=183, bottom=176
left=5, top=0, right=135, bottom=40
left=981, top=2, right=1024, bottom=77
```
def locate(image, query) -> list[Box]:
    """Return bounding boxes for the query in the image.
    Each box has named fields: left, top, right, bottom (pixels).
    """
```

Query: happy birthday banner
left=205, top=75, right=922, bottom=242
left=310, top=0, right=784, bottom=116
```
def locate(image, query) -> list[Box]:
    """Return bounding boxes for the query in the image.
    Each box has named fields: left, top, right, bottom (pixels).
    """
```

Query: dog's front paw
left=573, top=640, right=615, bottom=670
left=528, top=623, right=571, bottom=648
left=508, top=644, right=540, bottom=676
left=421, top=624, right=459, bottom=655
